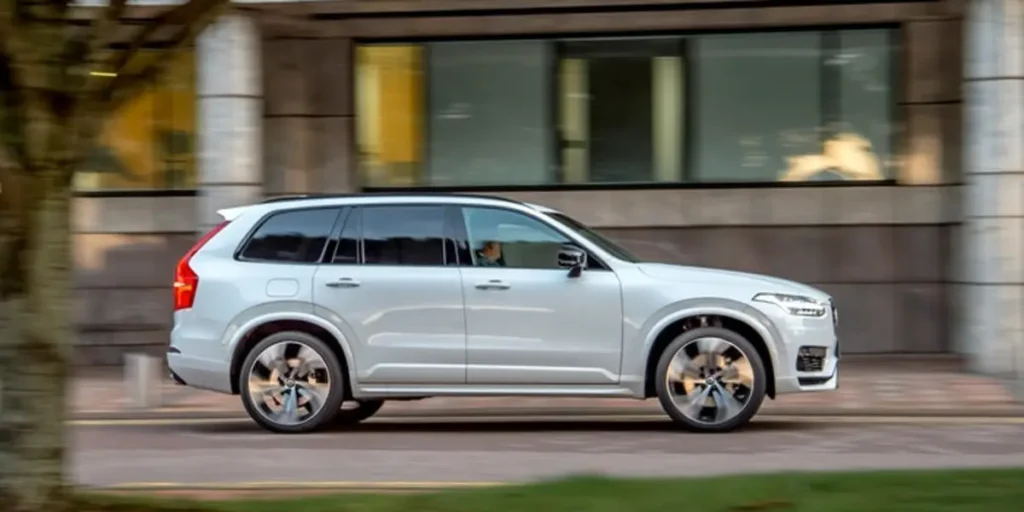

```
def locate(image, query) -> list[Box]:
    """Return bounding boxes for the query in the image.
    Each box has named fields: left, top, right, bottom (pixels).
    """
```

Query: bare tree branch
left=103, top=0, right=222, bottom=77
left=102, top=0, right=228, bottom=113
left=76, top=0, right=128, bottom=71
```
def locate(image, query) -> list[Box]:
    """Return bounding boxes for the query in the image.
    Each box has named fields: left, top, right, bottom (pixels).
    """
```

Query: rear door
left=312, top=204, right=467, bottom=385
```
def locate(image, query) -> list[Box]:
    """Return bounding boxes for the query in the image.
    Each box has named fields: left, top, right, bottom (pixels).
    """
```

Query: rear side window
left=362, top=205, right=446, bottom=266
left=239, top=208, right=341, bottom=263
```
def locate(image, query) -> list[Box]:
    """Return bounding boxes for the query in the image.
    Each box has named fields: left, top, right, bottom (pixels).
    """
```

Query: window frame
left=325, top=203, right=456, bottom=268
left=449, top=204, right=611, bottom=271
left=234, top=206, right=346, bottom=265
left=355, top=24, right=902, bottom=191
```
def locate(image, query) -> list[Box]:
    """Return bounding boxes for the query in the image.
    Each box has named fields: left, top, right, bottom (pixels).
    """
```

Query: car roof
left=216, top=193, right=559, bottom=222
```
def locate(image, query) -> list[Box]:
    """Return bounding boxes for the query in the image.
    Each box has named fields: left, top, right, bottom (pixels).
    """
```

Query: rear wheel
left=239, top=331, right=346, bottom=434
left=334, top=399, right=385, bottom=426
left=655, top=327, right=767, bottom=433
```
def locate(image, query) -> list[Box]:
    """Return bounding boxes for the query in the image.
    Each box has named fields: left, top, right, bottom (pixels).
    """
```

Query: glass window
left=74, top=50, right=197, bottom=191
left=356, top=45, right=424, bottom=188
left=558, top=38, right=684, bottom=184
left=426, top=40, right=553, bottom=186
left=692, top=32, right=823, bottom=182
left=362, top=206, right=446, bottom=266
left=462, top=207, right=570, bottom=269
left=239, top=208, right=340, bottom=263
left=333, top=209, right=360, bottom=264
left=355, top=29, right=897, bottom=188
left=544, top=211, right=640, bottom=263
left=832, top=29, right=895, bottom=181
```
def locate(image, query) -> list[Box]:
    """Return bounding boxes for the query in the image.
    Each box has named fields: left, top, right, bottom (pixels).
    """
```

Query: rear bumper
left=166, top=352, right=233, bottom=394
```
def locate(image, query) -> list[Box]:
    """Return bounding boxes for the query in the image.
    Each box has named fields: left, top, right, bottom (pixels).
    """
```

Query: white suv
left=168, top=193, right=838, bottom=434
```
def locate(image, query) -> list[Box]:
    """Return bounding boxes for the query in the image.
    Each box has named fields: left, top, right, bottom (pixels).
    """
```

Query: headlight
left=752, top=293, right=827, bottom=317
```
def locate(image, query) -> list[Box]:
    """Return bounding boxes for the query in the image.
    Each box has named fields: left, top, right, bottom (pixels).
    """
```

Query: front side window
left=461, top=207, right=571, bottom=270
left=239, top=208, right=341, bottom=263
left=361, top=205, right=447, bottom=266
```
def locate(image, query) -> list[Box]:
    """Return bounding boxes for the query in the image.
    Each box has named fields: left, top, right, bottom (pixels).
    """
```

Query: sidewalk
left=72, top=355, right=1024, bottom=418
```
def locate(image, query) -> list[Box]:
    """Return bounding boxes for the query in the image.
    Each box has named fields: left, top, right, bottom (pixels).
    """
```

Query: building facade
left=71, top=0, right=1021, bottom=380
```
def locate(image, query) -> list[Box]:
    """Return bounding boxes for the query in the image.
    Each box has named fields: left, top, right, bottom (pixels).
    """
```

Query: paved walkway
left=72, top=355, right=1024, bottom=417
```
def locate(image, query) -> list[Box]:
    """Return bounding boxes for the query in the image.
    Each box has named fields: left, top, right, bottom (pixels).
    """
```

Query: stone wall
left=72, top=195, right=196, bottom=366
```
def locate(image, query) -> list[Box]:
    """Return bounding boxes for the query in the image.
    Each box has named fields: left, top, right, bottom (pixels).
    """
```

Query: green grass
left=75, top=468, right=1024, bottom=512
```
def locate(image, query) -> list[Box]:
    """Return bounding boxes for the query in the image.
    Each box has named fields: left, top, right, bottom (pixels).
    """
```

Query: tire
left=654, top=326, right=767, bottom=433
left=333, top=400, right=385, bottom=426
left=239, top=331, right=347, bottom=434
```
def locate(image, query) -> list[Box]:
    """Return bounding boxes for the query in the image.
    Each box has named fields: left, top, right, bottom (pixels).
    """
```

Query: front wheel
left=655, top=327, right=767, bottom=433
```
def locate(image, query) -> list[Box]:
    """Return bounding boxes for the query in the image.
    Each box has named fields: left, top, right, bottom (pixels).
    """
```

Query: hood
left=637, top=263, right=830, bottom=301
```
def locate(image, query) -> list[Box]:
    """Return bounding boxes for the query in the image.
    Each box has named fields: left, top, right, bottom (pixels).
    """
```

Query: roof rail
left=260, top=192, right=525, bottom=205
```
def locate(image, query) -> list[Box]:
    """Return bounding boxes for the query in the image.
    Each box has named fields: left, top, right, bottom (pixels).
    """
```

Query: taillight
left=173, top=221, right=230, bottom=311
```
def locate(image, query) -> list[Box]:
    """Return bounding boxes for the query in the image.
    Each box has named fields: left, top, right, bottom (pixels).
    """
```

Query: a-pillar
left=961, top=0, right=1024, bottom=381
left=196, top=14, right=263, bottom=233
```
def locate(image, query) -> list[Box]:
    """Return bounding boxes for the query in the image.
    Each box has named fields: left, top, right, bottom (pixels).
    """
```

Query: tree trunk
left=0, top=172, right=74, bottom=512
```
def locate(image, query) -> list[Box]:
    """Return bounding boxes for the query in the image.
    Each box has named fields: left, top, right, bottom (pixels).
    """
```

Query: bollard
left=124, top=353, right=162, bottom=409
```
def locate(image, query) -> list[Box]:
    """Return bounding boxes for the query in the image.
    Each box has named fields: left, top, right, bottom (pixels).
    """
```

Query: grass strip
left=75, top=468, right=1024, bottom=512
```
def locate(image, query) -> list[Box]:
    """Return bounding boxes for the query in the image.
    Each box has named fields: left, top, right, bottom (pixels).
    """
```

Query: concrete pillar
left=961, top=0, right=1024, bottom=380
left=196, top=14, right=263, bottom=232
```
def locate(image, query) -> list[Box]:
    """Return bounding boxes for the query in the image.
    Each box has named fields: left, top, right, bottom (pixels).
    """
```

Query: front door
left=312, top=205, right=466, bottom=385
left=456, top=206, right=623, bottom=385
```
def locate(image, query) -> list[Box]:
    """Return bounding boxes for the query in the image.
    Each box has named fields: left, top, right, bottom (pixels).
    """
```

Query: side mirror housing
left=557, top=245, right=587, bottom=278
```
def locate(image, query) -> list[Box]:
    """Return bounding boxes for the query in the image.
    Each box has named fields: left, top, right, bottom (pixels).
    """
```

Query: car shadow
left=180, top=417, right=821, bottom=435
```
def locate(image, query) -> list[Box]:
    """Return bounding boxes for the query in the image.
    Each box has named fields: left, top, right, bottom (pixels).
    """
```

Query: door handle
left=325, top=278, right=361, bottom=288
left=475, top=279, right=510, bottom=290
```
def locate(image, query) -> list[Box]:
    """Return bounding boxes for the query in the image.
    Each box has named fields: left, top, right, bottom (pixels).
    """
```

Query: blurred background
left=66, top=0, right=1018, bottom=397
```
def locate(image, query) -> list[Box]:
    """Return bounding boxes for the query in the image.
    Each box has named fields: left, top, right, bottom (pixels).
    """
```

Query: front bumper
left=747, top=300, right=840, bottom=395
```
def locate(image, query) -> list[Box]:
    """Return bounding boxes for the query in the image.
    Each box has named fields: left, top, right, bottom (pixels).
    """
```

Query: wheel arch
left=228, top=313, right=355, bottom=397
left=641, top=304, right=779, bottom=400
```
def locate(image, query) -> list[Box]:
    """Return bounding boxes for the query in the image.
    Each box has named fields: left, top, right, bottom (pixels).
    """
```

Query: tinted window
left=240, top=208, right=340, bottom=263
left=332, top=208, right=360, bottom=264
left=461, top=207, right=570, bottom=270
left=362, top=206, right=446, bottom=266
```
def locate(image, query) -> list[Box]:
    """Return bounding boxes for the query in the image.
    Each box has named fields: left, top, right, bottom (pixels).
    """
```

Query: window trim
left=326, top=206, right=360, bottom=265
left=233, top=206, right=346, bottom=265
left=450, top=204, right=611, bottom=272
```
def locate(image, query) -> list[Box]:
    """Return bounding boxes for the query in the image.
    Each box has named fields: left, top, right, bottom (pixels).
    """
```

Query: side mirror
left=557, top=245, right=587, bottom=278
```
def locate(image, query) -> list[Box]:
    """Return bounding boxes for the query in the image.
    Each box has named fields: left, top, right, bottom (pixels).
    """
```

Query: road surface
left=71, top=415, right=1024, bottom=490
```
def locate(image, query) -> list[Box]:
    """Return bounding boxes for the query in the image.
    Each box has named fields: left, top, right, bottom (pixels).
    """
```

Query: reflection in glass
left=558, top=38, right=683, bottom=184
left=75, top=50, right=197, bottom=191
left=356, top=45, right=424, bottom=187
left=362, top=206, right=446, bottom=266
left=427, top=40, right=552, bottom=186
left=691, top=32, right=823, bottom=182
left=354, top=29, right=897, bottom=188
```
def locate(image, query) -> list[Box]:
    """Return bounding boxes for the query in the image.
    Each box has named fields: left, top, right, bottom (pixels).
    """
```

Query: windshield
left=544, top=211, right=641, bottom=263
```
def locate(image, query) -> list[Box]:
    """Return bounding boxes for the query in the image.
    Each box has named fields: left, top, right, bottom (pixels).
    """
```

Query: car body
left=168, top=193, right=839, bottom=433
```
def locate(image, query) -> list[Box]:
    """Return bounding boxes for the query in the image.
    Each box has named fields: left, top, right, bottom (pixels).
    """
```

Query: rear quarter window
left=238, top=207, right=342, bottom=263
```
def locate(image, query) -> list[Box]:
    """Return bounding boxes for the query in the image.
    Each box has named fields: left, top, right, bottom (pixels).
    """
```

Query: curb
left=70, top=405, right=1024, bottom=422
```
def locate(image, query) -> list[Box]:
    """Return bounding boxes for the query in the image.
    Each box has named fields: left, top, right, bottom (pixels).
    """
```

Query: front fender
left=638, top=298, right=782, bottom=372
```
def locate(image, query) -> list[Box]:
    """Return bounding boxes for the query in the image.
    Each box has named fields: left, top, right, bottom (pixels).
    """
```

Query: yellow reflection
left=356, top=45, right=424, bottom=187
left=779, top=133, right=883, bottom=182
left=74, top=50, right=196, bottom=191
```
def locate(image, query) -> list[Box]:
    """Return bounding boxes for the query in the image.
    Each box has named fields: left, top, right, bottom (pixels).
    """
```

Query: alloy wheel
left=664, top=336, right=756, bottom=425
left=246, top=339, right=332, bottom=427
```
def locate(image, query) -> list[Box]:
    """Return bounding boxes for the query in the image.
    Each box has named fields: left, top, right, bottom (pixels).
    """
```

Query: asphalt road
left=71, top=415, right=1024, bottom=490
